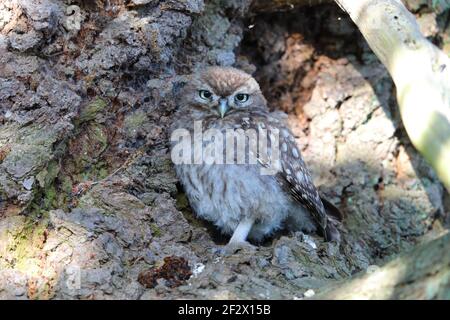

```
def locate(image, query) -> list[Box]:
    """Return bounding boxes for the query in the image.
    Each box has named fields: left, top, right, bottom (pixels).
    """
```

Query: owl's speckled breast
left=174, top=162, right=316, bottom=242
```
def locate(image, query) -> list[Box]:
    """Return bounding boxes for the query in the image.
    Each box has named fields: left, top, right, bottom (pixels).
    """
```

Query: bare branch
left=334, top=0, right=450, bottom=192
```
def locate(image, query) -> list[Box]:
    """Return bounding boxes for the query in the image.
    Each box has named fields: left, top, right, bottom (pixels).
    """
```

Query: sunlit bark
left=252, top=0, right=450, bottom=192
left=334, top=0, right=450, bottom=193
left=315, top=233, right=450, bottom=299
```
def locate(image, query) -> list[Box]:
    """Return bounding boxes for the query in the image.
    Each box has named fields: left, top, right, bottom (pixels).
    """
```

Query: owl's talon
left=219, top=241, right=257, bottom=256
left=210, top=246, right=226, bottom=255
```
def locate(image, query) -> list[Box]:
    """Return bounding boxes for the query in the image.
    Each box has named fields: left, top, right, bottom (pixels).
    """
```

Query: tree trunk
left=0, top=0, right=448, bottom=299
left=316, top=232, right=450, bottom=299
left=334, top=0, right=450, bottom=193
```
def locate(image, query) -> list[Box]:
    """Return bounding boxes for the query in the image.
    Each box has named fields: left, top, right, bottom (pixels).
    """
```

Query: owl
left=170, top=67, right=341, bottom=253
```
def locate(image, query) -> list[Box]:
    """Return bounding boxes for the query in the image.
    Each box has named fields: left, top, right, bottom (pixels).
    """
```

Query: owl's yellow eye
left=235, top=93, right=249, bottom=103
left=199, top=90, right=212, bottom=100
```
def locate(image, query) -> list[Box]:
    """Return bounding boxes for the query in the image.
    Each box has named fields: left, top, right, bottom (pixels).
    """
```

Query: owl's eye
left=234, top=93, right=249, bottom=103
left=199, top=90, right=213, bottom=100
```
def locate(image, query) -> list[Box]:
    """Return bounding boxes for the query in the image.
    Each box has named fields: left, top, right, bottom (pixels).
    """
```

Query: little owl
left=170, top=67, right=341, bottom=253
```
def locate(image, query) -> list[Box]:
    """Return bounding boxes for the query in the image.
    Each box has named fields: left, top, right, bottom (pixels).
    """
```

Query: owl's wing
left=275, top=126, right=328, bottom=235
left=243, top=113, right=328, bottom=236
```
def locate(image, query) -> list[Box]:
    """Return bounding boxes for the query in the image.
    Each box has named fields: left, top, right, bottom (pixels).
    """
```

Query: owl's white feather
left=170, top=67, right=340, bottom=247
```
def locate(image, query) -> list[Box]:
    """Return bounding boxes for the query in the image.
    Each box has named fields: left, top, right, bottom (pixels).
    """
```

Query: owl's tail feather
left=320, top=197, right=343, bottom=221
left=320, top=197, right=343, bottom=243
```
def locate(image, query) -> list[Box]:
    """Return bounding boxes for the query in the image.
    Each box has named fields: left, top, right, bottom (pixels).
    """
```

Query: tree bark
left=0, top=0, right=448, bottom=300
left=334, top=0, right=450, bottom=192
left=251, top=0, right=331, bottom=12
left=316, top=232, right=450, bottom=299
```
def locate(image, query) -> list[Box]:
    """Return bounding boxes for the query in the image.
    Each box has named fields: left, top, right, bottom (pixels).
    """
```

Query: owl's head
left=179, top=67, right=267, bottom=118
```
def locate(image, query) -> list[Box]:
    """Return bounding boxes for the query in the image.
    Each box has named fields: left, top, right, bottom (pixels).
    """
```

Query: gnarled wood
left=334, top=0, right=450, bottom=192
left=316, top=232, right=450, bottom=299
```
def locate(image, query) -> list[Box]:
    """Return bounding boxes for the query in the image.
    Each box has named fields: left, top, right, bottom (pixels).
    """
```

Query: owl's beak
left=218, top=98, right=229, bottom=118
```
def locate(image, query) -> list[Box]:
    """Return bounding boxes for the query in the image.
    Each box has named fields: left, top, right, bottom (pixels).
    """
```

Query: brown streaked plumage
left=200, top=67, right=255, bottom=97
left=170, top=67, right=341, bottom=253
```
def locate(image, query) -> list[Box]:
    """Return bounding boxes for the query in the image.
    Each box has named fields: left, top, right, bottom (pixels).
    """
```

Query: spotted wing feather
left=241, top=113, right=328, bottom=236
left=276, top=125, right=328, bottom=233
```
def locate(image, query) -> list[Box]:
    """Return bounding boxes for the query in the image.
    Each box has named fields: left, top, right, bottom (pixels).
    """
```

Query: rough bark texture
left=335, top=0, right=450, bottom=192
left=315, top=232, right=450, bottom=299
left=0, top=0, right=449, bottom=299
